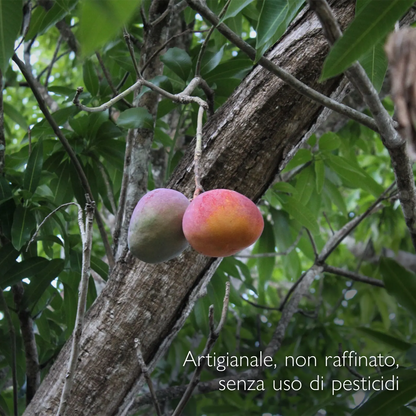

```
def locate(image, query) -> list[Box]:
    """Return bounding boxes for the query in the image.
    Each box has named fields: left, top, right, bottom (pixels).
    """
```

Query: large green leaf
left=0, top=175, right=12, bottom=202
left=23, top=138, right=44, bottom=194
left=282, top=196, right=319, bottom=235
left=326, top=154, right=384, bottom=197
left=359, top=40, right=388, bottom=93
left=160, top=47, right=192, bottom=81
left=255, top=0, right=304, bottom=61
left=254, top=220, right=275, bottom=305
left=83, top=59, right=99, bottom=96
left=11, top=205, right=37, bottom=251
left=256, top=0, right=288, bottom=50
left=381, top=257, right=416, bottom=319
left=223, top=0, right=254, bottom=19
left=315, top=159, right=325, bottom=194
left=25, top=0, right=78, bottom=40
left=78, top=0, right=142, bottom=57
left=295, top=165, right=315, bottom=205
left=0, top=0, right=23, bottom=73
left=355, top=327, right=412, bottom=351
left=0, top=257, right=49, bottom=289
left=353, top=370, right=416, bottom=415
left=3, top=102, right=28, bottom=130
left=0, top=243, right=20, bottom=281
left=21, top=259, right=65, bottom=310
left=116, top=108, right=154, bottom=130
left=321, top=0, right=415, bottom=79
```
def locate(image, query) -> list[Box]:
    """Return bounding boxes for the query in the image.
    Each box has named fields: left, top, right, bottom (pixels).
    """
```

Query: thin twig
left=318, top=182, right=396, bottom=262
left=193, top=106, right=205, bottom=198
left=13, top=54, right=115, bottom=269
left=73, top=77, right=209, bottom=113
left=195, top=0, right=232, bottom=76
left=123, top=28, right=141, bottom=78
left=45, top=36, right=62, bottom=88
left=56, top=196, right=95, bottom=416
left=134, top=339, right=162, bottom=416
left=305, top=228, right=318, bottom=260
left=37, top=50, right=70, bottom=81
left=96, top=52, right=133, bottom=108
left=278, top=271, right=306, bottom=311
left=148, top=0, right=173, bottom=27
left=0, top=290, right=18, bottom=416
left=323, top=265, right=384, bottom=287
left=323, top=211, right=334, bottom=235
left=171, top=282, right=230, bottom=416
left=241, top=296, right=281, bottom=311
left=185, top=0, right=380, bottom=133
left=27, top=202, right=81, bottom=250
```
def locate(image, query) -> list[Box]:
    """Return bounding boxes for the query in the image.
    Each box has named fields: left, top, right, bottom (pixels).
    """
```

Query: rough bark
left=24, top=2, right=356, bottom=415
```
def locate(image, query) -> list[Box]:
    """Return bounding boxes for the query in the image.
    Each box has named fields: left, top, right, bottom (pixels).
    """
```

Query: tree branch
left=56, top=197, right=95, bottom=416
left=12, top=54, right=115, bottom=270
left=324, top=265, right=385, bottom=287
left=186, top=0, right=380, bottom=133
left=309, top=0, right=416, bottom=251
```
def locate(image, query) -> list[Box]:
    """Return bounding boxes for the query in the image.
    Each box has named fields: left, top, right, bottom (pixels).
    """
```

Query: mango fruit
left=128, top=188, right=190, bottom=263
left=182, top=189, right=264, bottom=257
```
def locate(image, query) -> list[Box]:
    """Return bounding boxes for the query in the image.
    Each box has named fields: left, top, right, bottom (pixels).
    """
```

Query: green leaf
left=321, top=0, right=415, bottom=79
left=83, top=59, right=99, bottom=96
left=116, top=108, right=154, bottom=130
left=26, top=0, right=78, bottom=40
left=3, top=102, right=28, bottom=130
left=200, top=45, right=225, bottom=76
left=0, top=243, right=20, bottom=281
left=223, top=0, right=254, bottom=19
left=359, top=40, right=388, bottom=93
left=23, top=138, right=44, bottom=194
left=256, top=0, right=288, bottom=50
left=11, top=205, right=37, bottom=251
left=355, top=327, right=412, bottom=351
left=0, top=175, right=12, bottom=202
left=273, top=182, right=298, bottom=195
left=319, top=132, right=341, bottom=152
left=255, top=0, right=304, bottom=61
left=282, top=196, right=320, bottom=235
left=353, top=370, right=416, bottom=416
left=160, top=47, right=192, bottom=81
left=326, top=154, right=384, bottom=197
left=323, top=179, right=348, bottom=216
left=381, top=257, right=416, bottom=319
left=78, top=0, right=142, bottom=57
left=315, top=160, right=325, bottom=194
left=295, top=165, right=315, bottom=205
left=0, top=0, right=23, bottom=73
left=0, top=257, right=49, bottom=289
left=91, top=256, right=109, bottom=280
left=255, top=220, right=275, bottom=305
left=21, top=259, right=65, bottom=310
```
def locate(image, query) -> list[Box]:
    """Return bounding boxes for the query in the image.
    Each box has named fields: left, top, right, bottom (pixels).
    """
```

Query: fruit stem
left=193, top=105, right=205, bottom=199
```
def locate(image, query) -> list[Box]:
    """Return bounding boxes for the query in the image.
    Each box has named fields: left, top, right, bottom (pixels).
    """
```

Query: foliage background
left=1, top=0, right=416, bottom=415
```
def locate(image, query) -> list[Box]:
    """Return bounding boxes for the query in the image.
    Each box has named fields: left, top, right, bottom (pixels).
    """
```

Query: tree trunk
left=24, top=2, right=355, bottom=415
